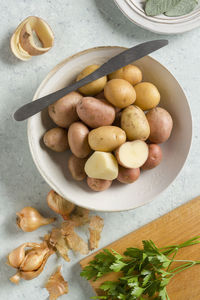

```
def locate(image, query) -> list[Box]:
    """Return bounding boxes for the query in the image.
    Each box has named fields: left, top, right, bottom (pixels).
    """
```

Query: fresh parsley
left=81, top=236, right=200, bottom=299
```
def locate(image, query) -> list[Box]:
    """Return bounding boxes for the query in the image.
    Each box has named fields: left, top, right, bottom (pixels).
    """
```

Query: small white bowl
left=114, top=0, right=200, bottom=34
left=28, top=46, right=192, bottom=212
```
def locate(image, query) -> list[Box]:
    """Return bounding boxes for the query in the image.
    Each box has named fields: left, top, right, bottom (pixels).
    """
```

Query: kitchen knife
left=14, top=40, right=168, bottom=121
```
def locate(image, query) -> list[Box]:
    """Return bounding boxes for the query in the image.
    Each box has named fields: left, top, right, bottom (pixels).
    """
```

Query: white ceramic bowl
left=114, top=0, right=200, bottom=34
left=28, top=46, right=192, bottom=212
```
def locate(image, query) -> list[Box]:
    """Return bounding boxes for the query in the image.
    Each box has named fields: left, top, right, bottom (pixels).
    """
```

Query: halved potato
left=84, top=151, right=118, bottom=180
left=115, top=140, right=148, bottom=168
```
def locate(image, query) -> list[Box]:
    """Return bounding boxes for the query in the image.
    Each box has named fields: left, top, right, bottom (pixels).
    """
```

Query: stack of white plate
left=114, top=0, right=200, bottom=34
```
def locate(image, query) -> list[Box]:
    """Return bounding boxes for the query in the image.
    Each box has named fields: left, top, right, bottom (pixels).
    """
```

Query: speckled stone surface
left=0, top=0, right=200, bottom=299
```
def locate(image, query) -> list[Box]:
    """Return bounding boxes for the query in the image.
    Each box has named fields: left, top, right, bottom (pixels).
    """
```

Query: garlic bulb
left=46, top=190, right=75, bottom=220
left=7, top=242, right=40, bottom=268
left=16, top=207, right=55, bottom=232
left=8, top=241, right=54, bottom=283
left=20, top=247, right=49, bottom=271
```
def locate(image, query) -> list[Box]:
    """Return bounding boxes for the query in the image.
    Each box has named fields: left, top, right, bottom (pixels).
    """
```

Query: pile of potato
left=43, top=63, right=173, bottom=192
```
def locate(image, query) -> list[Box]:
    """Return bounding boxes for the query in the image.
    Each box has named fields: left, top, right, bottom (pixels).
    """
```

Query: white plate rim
left=27, top=46, right=193, bottom=212
left=113, top=0, right=200, bottom=34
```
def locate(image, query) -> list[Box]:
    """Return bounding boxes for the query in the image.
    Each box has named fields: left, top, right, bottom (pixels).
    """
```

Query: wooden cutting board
left=80, top=196, right=200, bottom=300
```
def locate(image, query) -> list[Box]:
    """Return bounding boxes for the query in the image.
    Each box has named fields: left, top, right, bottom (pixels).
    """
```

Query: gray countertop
left=0, top=0, right=200, bottom=299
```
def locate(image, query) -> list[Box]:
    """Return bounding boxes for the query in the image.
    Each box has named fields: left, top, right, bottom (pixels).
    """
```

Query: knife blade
left=14, top=40, right=168, bottom=121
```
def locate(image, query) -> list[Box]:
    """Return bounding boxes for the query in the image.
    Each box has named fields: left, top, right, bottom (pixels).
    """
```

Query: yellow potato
left=121, top=105, right=150, bottom=141
left=104, top=79, right=136, bottom=108
left=76, top=64, right=107, bottom=96
left=88, top=126, right=126, bottom=152
left=84, top=151, right=118, bottom=180
left=134, top=82, right=160, bottom=111
left=108, top=65, right=142, bottom=86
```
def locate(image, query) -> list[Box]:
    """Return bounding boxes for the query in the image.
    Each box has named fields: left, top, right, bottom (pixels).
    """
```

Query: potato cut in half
left=115, top=140, right=148, bottom=168
left=84, top=151, right=118, bottom=180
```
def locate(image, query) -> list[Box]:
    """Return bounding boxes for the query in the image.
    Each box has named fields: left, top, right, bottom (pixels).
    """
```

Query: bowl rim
left=113, top=0, right=200, bottom=34
left=27, top=46, right=193, bottom=212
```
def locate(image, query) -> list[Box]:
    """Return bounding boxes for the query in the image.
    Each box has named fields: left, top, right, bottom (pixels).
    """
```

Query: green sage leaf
left=165, top=0, right=198, bottom=17
left=145, top=0, right=181, bottom=16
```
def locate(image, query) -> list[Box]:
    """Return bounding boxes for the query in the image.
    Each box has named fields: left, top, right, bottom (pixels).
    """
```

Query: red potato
left=76, top=97, right=115, bottom=128
left=115, top=140, right=148, bottom=168
left=48, top=91, right=82, bottom=128
left=43, top=127, right=69, bottom=152
left=68, top=122, right=91, bottom=158
left=68, top=155, right=87, bottom=181
left=146, top=107, right=173, bottom=144
left=117, top=166, right=140, bottom=184
left=141, top=144, right=162, bottom=170
left=87, top=177, right=112, bottom=192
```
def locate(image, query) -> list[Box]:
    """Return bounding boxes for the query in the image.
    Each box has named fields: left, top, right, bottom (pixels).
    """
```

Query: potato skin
left=108, top=65, right=142, bottom=86
left=141, top=144, right=162, bottom=170
left=43, top=127, right=69, bottom=152
left=87, top=177, right=112, bottom=192
left=134, top=82, right=160, bottom=111
left=48, top=91, right=82, bottom=128
left=68, top=155, right=87, bottom=181
left=121, top=105, right=150, bottom=141
left=117, top=166, right=140, bottom=184
left=96, top=91, right=106, bottom=100
left=104, top=79, right=136, bottom=108
left=88, top=126, right=126, bottom=152
left=76, top=64, right=107, bottom=96
left=68, top=122, right=91, bottom=158
left=146, top=107, right=173, bottom=144
left=76, top=97, right=115, bottom=128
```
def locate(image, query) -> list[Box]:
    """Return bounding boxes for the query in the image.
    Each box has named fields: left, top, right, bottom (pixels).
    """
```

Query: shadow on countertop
left=0, top=29, right=22, bottom=65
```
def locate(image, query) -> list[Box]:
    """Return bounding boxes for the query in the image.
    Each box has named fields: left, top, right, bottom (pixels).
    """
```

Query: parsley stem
left=166, top=248, right=178, bottom=271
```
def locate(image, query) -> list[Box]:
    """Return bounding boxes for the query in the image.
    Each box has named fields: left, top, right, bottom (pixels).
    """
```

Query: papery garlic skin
left=16, top=207, right=55, bottom=232
left=46, top=190, right=75, bottom=219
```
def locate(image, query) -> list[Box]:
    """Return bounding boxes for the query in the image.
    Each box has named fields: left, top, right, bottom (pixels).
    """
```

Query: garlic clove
left=19, top=249, right=53, bottom=281
left=20, top=247, right=49, bottom=271
left=7, top=242, right=40, bottom=268
left=46, top=190, right=75, bottom=219
left=16, top=206, right=55, bottom=232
